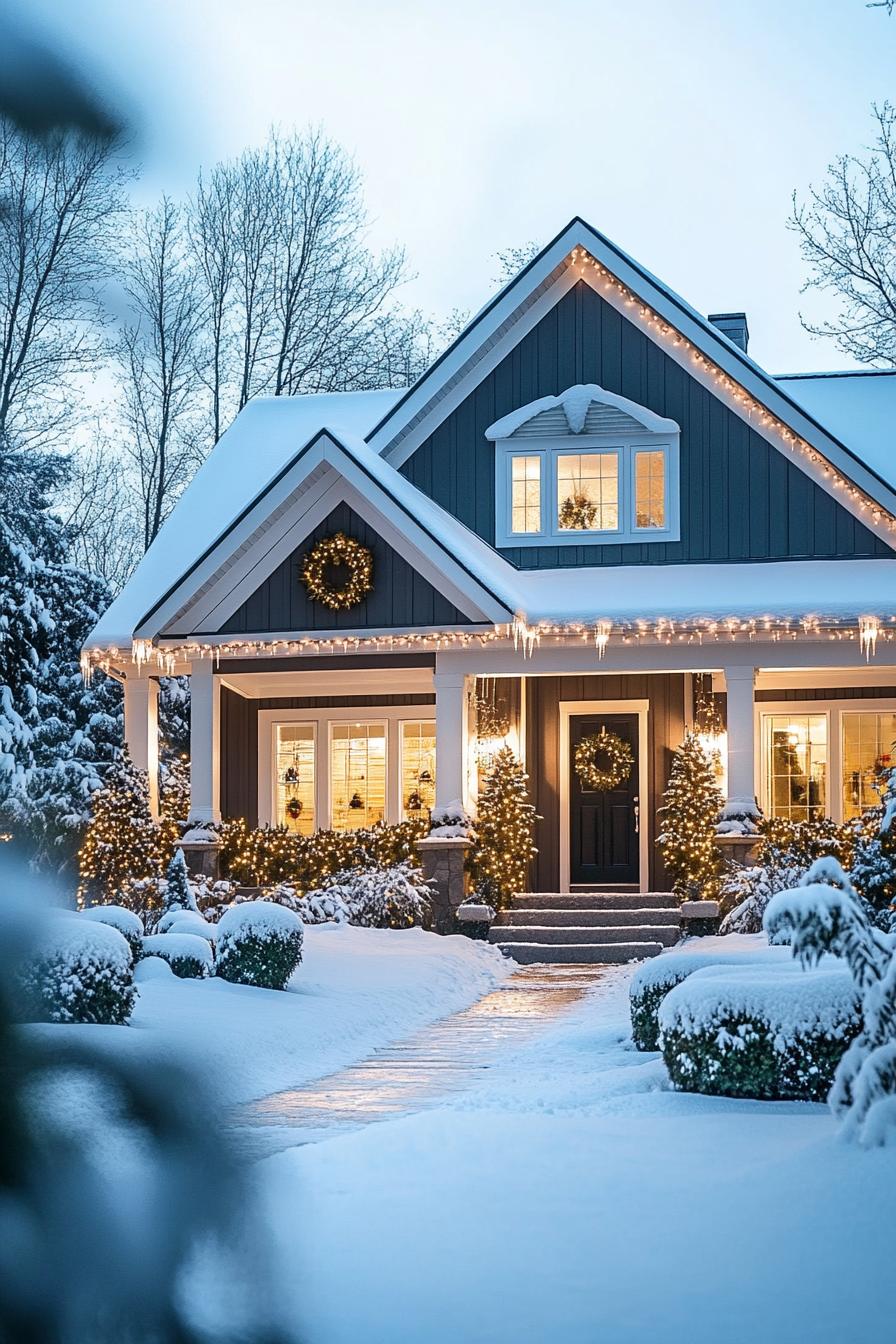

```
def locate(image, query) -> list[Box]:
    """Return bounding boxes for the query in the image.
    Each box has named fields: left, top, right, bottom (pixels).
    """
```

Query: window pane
left=764, top=715, right=827, bottom=821
left=400, top=720, right=436, bottom=821
left=557, top=452, right=618, bottom=530
left=635, top=449, right=666, bottom=529
left=330, top=722, right=386, bottom=830
left=276, top=725, right=315, bottom=835
left=510, top=455, right=541, bottom=534
left=842, top=712, right=896, bottom=819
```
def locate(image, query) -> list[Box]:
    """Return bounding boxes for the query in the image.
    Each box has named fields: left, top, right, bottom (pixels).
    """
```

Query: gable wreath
left=574, top=729, right=634, bottom=792
left=301, top=532, right=373, bottom=611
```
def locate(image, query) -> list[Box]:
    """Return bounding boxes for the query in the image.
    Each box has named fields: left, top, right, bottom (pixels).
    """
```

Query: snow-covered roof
left=89, top=389, right=403, bottom=649
left=775, top=370, right=896, bottom=493
left=484, top=384, right=679, bottom=440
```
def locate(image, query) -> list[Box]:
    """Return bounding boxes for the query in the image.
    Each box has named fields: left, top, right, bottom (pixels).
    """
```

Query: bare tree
left=492, top=241, right=541, bottom=286
left=56, top=429, right=140, bottom=587
left=0, top=120, right=126, bottom=450
left=190, top=164, right=237, bottom=444
left=791, top=104, right=896, bottom=366
left=117, top=198, right=204, bottom=550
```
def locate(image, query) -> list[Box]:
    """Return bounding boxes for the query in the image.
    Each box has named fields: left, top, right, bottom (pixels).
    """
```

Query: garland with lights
left=301, top=532, right=373, bottom=611
left=574, top=730, right=634, bottom=792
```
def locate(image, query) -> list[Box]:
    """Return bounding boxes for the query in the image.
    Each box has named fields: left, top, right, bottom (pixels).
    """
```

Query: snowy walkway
left=233, top=963, right=606, bottom=1155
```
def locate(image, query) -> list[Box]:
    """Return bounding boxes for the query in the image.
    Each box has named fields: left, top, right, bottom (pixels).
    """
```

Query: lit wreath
left=301, top=532, right=374, bottom=611
left=574, top=729, right=634, bottom=792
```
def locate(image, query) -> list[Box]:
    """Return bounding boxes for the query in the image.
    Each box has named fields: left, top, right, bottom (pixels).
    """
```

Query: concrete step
left=510, top=892, right=673, bottom=911
left=496, top=907, right=679, bottom=929
left=490, top=923, right=679, bottom=947
left=494, top=941, right=664, bottom=965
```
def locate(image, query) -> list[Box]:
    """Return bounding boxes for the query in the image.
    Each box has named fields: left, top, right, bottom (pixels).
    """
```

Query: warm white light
left=859, top=616, right=880, bottom=660
left=594, top=619, right=612, bottom=659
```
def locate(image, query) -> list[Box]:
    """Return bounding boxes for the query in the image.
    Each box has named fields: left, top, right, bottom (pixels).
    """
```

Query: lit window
left=557, top=452, right=618, bottom=531
left=841, top=712, right=896, bottom=819
left=763, top=714, right=827, bottom=821
left=400, top=720, right=436, bottom=820
left=330, top=722, right=386, bottom=830
left=510, top=455, right=542, bottom=534
left=276, top=725, right=315, bottom=835
left=634, top=449, right=666, bottom=529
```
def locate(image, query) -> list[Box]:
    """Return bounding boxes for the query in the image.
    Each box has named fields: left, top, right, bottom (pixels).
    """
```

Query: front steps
left=489, top=891, right=679, bottom=965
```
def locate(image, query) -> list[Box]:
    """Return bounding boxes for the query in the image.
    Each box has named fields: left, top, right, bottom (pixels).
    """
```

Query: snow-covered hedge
left=658, top=962, right=860, bottom=1101
left=155, top=908, right=218, bottom=943
left=429, top=800, right=475, bottom=839
left=79, top=904, right=144, bottom=962
left=629, top=935, right=789, bottom=1050
left=716, top=796, right=762, bottom=837
left=306, top=862, right=433, bottom=930
left=16, top=915, right=137, bottom=1025
left=141, top=932, right=214, bottom=979
left=215, top=900, right=304, bottom=990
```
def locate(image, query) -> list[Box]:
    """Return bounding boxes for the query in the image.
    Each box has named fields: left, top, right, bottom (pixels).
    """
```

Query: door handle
left=633, top=795, right=640, bottom=834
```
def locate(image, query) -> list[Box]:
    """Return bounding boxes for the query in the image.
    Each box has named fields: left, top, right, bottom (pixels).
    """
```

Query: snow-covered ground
left=28, top=925, right=510, bottom=1106
left=257, top=965, right=895, bottom=1344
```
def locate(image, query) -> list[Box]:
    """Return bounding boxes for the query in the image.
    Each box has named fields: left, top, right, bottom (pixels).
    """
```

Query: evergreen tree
left=850, top=768, right=896, bottom=930
left=161, top=848, right=197, bottom=914
left=657, top=730, right=724, bottom=901
left=471, top=747, right=538, bottom=909
left=159, top=675, right=190, bottom=761
left=77, top=747, right=160, bottom=904
left=159, top=753, right=192, bottom=865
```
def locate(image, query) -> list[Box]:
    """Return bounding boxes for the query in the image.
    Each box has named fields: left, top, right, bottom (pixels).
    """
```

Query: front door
left=569, top=712, right=640, bottom=886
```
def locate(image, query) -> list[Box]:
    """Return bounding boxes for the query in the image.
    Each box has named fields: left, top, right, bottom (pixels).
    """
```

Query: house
left=84, top=216, right=896, bottom=930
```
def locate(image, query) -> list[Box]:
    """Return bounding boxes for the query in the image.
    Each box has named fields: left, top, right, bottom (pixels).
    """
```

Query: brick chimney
left=708, top=312, right=749, bottom=353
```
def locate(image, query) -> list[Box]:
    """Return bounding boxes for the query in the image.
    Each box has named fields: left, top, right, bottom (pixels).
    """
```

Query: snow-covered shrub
left=155, top=908, right=218, bottom=944
left=716, top=796, right=762, bottom=837
left=293, top=887, right=351, bottom=925
left=629, top=935, right=790, bottom=1051
left=764, top=857, right=896, bottom=1144
left=719, top=863, right=803, bottom=935
left=215, top=901, right=304, bottom=990
left=659, top=961, right=860, bottom=1101
left=79, top=904, right=144, bottom=962
left=141, top=932, right=214, bottom=979
left=849, top=768, right=896, bottom=929
left=143, top=935, right=214, bottom=978
left=311, top=861, right=434, bottom=929
left=429, top=801, right=475, bottom=839
left=15, top=915, right=136, bottom=1024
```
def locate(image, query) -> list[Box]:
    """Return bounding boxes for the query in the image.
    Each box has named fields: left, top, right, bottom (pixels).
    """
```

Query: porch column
left=433, top=671, right=472, bottom=812
left=123, top=675, right=160, bottom=818
left=190, top=659, right=221, bottom=823
left=723, top=665, right=756, bottom=804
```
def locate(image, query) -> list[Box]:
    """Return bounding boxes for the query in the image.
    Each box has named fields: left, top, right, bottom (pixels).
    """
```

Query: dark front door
left=569, top=712, right=640, bottom=886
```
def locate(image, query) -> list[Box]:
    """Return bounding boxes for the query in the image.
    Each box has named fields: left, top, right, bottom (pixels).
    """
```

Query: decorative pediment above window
left=486, top=384, right=681, bottom=549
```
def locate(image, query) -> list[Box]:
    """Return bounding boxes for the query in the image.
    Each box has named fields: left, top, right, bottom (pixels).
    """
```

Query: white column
left=724, top=665, right=756, bottom=804
left=123, top=676, right=160, bottom=818
left=433, top=671, right=472, bottom=812
left=190, top=659, right=221, bottom=823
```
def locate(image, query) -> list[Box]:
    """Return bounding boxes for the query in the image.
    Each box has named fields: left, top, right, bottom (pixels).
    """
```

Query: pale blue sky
left=20, top=0, right=896, bottom=372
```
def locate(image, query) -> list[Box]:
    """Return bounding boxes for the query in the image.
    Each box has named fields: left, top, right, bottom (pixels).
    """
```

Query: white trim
left=558, top=698, right=650, bottom=894
left=219, top=666, right=433, bottom=699
left=756, top=696, right=896, bottom=824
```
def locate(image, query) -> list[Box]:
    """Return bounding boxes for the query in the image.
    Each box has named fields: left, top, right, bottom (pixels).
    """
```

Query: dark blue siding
left=400, top=281, right=892, bottom=567
left=216, top=501, right=480, bottom=634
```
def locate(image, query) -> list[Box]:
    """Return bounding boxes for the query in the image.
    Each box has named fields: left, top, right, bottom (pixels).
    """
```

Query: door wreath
left=301, top=532, right=374, bottom=611
left=574, top=729, right=634, bottom=791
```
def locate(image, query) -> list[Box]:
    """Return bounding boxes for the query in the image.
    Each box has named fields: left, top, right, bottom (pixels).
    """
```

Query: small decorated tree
left=471, top=747, right=537, bottom=909
left=77, top=747, right=160, bottom=905
left=161, top=848, right=198, bottom=915
left=657, top=730, right=723, bottom=901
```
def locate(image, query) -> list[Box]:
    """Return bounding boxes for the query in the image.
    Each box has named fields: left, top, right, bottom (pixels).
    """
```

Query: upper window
left=487, top=384, right=680, bottom=549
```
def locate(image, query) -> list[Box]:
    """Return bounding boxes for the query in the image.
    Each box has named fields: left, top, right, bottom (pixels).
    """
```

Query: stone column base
left=680, top=899, right=721, bottom=938
left=175, top=837, right=223, bottom=881
left=717, top=834, right=759, bottom=867
left=416, top=836, right=473, bottom=934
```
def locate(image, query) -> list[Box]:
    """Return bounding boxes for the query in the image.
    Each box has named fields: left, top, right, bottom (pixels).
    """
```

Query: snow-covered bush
left=79, top=904, right=144, bottom=962
left=309, top=861, right=433, bottom=930
left=155, top=908, right=218, bottom=944
left=293, top=887, right=351, bottom=925
left=15, top=915, right=136, bottom=1024
left=629, top=935, right=790, bottom=1051
left=215, top=901, right=304, bottom=990
left=764, top=857, right=896, bottom=1144
left=659, top=961, right=860, bottom=1101
left=429, top=801, right=475, bottom=839
left=141, top=931, right=214, bottom=979
left=849, top=768, right=896, bottom=930
left=719, top=863, right=803, bottom=935
left=716, top=796, right=762, bottom=837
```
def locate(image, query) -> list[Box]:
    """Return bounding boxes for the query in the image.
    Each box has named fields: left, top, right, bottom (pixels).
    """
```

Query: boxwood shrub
left=658, top=962, right=860, bottom=1101
left=80, top=904, right=144, bottom=963
left=215, top=900, right=303, bottom=990
left=16, top=915, right=136, bottom=1025
left=141, top=932, right=214, bottom=979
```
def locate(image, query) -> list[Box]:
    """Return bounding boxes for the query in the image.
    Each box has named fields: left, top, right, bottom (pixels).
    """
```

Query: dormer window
left=487, top=384, right=680, bottom=548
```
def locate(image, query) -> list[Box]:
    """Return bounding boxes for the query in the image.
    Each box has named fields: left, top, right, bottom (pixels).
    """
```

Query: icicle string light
left=859, top=616, right=880, bottom=660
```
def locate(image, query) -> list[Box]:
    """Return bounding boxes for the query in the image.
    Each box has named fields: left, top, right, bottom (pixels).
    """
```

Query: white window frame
left=494, top=431, right=680, bottom=548
left=757, top=699, right=896, bottom=823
